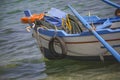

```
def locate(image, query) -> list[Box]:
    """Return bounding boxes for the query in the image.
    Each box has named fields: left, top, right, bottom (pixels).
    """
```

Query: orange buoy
left=21, top=13, right=45, bottom=23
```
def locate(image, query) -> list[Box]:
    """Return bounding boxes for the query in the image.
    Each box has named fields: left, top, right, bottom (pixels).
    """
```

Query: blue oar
left=68, top=4, right=120, bottom=62
left=102, top=0, right=120, bottom=9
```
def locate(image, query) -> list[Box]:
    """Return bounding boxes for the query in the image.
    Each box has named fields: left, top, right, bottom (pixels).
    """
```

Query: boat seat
left=96, top=19, right=112, bottom=30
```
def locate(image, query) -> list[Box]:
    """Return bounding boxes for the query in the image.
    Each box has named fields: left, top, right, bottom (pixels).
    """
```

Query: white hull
left=33, top=30, right=120, bottom=57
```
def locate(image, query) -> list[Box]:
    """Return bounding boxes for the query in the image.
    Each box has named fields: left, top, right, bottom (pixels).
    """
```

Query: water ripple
left=0, top=0, right=120, bottom=80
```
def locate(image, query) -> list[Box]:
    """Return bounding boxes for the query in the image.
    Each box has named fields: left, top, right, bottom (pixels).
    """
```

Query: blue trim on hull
left=38, top=28, right=120, bottom=37
left=83, top=16, right=120, bottom=24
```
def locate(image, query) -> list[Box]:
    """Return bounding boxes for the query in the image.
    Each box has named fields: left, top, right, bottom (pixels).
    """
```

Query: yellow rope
left=62, top=18, right=65, bottom=27
left=66, top=14, right=72, bottom=31
left=61, top=14, right=73, bottom=33
left=41, top=25, right=49, bottom=30
left=68, top=15, right=72, bottom=31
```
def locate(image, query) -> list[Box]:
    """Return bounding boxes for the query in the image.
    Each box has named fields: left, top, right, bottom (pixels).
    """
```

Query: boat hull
left=33, top=29, right=120, bottom=60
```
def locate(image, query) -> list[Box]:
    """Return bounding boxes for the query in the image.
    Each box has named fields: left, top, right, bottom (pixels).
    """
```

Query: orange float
left=21, top=13, right=45, bottom=23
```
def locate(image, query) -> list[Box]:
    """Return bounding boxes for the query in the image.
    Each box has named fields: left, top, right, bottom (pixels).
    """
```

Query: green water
left=45, top=59, right=120, bottom=80
left=0, top=0, right=120, bottom=80
left=0, top=59, right=120, bottom=80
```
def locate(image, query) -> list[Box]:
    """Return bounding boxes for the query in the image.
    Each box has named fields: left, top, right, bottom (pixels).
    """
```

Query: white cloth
left=47, top=8, right=67, bottom=18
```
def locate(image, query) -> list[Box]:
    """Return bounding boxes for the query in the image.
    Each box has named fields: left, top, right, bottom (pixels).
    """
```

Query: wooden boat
left=21, top=0, right=120, bottom=61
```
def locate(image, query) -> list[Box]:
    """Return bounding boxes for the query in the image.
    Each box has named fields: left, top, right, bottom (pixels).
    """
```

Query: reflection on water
left=0, top=0, right=120, bottom=80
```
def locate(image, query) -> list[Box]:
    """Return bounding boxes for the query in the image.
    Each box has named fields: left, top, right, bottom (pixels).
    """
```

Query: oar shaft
left=68, top=4, right=120, bottom=62
left=68, top=5, right=91, bottom=30
left=92, top=30, right=120, bottom=62
left=102, top=0, right=120, bottom=9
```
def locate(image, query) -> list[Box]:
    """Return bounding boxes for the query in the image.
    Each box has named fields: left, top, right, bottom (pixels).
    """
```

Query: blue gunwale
left=83, top=16, right=120, bottom=24
left=37, top=27, right=120, bottom=37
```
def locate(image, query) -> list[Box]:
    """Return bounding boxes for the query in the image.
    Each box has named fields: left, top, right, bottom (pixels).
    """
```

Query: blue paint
left=38, top=28, right=120, bottom=37
left=24, top=10, right=33, bottom=26
left=83, top=16, right=100, bottom=23
left=38, top=28, right=69, bottom=37
left=85, top=16, right=120, bottom=24
left=96, top=19, right=112, bottom=30
left=24, top=10, right=32, bottom=17
left=101, top=44, right=120, bottom=48
left=68, top=4, right=120, bottom=62
left=102, top=0, right=120, bottom=9
left=44, top=16, right=62, bottom=27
